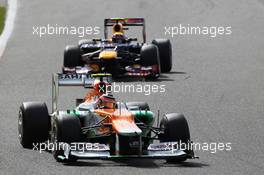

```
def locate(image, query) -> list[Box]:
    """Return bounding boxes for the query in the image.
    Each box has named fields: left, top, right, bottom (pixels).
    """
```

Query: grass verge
left=0, top=6, right=6, bottom=35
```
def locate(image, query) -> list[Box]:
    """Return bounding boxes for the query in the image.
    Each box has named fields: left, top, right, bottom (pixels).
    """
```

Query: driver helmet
left=96, top=93, right=116, bottom=109
left=112, top=23, right=126, bottom=43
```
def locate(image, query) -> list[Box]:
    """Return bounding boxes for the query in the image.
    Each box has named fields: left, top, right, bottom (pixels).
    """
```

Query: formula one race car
left=18, top=73, right=196, bottom=163
left=63, top=18, right=172, bottom=79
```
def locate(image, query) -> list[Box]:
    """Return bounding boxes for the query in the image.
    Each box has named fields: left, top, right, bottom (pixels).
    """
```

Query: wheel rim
left=51, top=123, right=58, bottom=144
left=18, top=110, right=23, bottom=142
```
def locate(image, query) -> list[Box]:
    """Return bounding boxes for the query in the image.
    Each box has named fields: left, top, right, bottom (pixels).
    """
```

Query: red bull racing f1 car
left=63, top=18, right=172, bottom=79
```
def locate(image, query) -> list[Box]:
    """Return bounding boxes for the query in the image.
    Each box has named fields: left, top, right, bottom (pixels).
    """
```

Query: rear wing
left=104, top=18, right=146, bottom=43
left=52, top=73, right=112, bottom=113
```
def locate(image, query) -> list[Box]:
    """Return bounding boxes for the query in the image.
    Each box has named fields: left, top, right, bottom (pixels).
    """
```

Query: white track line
left=0, top=0, right=17, bottom=58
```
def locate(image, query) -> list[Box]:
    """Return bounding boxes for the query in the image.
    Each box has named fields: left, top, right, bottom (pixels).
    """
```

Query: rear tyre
left=152, top=39, right=172, bottom=73
left=63, top=45, right=83, bottom=68
left=18, top=102, right=49, bottom=148
left=52, top=114, right=81, bottom=162
left=159, top=113, right=190, bottom=163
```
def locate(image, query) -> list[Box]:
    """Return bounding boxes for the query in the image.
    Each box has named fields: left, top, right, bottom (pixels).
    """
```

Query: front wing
left=56, top=142, right=195, bottom=161
left=63, top=65, right=160, bottom=79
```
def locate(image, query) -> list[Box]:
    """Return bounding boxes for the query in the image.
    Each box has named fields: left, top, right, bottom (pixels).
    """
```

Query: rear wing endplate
left=52, top=73, right=112, bottom=113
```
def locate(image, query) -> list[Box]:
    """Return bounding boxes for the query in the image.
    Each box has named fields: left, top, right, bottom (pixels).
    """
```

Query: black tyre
left=141, top=44, right=160, bottom=67
left=159, top=113, right=190, bottom=163
left=140, top=44, right=160, bottom=79
left=54, top=114, right=81, bottom=143
left=18, top=102, right=49, bottom=148
left=126, top=101, right=150, bottom=111
left=63, top=45, right=83, bottom=68
left=152, top=39, right=172, bottom=73
left=52, top=114, right=81, bottom=162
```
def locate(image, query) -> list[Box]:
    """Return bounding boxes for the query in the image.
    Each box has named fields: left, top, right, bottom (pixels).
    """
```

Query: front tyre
left=63, top=45, right=83, bottom=68
left=152, top=39, right=172, bottom=73
left=51, top=114, right=81, bottom=162
left=159, top=113, right=190, bottom=163
left=140, top=44, right=160, bottom=79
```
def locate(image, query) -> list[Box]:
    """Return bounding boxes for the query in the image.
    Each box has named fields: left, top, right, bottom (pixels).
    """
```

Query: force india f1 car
left=18, top=73, right=196, bottom=163
left=63, top=18, right=172, bottom=79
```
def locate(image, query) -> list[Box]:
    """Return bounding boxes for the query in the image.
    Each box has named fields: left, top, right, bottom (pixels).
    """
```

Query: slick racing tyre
left=141, top=44, right=160, bottom=67
left=159, top=113, right=190, bottom=163
left=140, top=44, right=160, bottom=79
left=126, top=101, right=150, bottom=111
left=52, top=114, right=81, bottom=162
left=18, top=102, right=50, bottom=148
left=63, top=45, right=83, bottom=68
left=54, top=114, right=81, bottom=143
left=152, top=39, right=172, bottom=73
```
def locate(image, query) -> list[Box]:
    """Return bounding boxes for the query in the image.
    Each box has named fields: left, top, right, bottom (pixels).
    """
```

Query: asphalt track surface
left=1, top=0, right=264, bottom=174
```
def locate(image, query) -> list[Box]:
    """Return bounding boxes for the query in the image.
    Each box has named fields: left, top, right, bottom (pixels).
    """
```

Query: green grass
left=0, top=6, right=6, bottom=35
